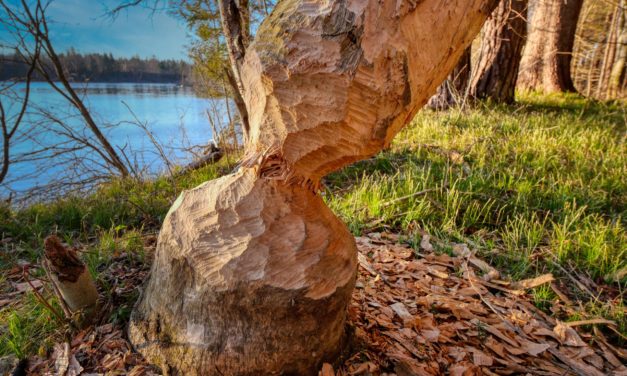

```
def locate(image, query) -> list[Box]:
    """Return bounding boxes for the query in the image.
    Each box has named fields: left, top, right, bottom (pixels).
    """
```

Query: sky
left=1, top=0, right=190, bottom=60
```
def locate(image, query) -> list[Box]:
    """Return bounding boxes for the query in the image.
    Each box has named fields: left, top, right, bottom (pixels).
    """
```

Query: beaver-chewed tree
left=128, top=0, right=498, bottom=374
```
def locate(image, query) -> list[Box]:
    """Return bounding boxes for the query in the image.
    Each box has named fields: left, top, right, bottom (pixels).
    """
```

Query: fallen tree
left=128, top=0, right=499, bottom=374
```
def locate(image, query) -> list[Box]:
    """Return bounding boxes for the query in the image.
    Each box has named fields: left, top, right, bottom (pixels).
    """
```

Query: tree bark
left=218, top=0, right=251, bottom=140
left=518, top=0, right=584, bottom=93
left=608, top=5, right=626, bottom=98
left=602, top=0, right=626, bottom=99
left=469, top=0, right=528, bottom=103
left=427, top=47, right=471, bottom=110
left=129, top=0, right=498, bottom=374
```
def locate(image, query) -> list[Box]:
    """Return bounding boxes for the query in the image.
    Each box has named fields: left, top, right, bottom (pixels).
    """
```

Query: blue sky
left=2, top=0, right=190, bottom=60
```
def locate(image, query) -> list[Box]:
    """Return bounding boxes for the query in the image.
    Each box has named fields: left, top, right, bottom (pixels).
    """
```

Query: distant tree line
left=0, top=49, right=193, bottom=84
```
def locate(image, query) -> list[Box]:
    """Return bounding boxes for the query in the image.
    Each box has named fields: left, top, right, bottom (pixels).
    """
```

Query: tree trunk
left=604, top=0, right=626, bottom=99
left=128, top=0, right=498, bottom=374
left=608, top=6, right=626, bottom=98
left=218, top=0, right=251, bottom=141
left=427, top=47, right=471, bottom=110
left=470, top=0, right=528, bottom=103
left=518, top=0, right=584, bottom=93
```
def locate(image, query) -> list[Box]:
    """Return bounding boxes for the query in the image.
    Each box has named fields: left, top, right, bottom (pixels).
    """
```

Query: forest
left=0, top=0, right=626, bottom=375
left=0, top=50, right=192, bottom=83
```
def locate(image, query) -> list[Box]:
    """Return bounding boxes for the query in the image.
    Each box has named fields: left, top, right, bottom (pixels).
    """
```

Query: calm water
left=2, top=82, right=227, bottom=194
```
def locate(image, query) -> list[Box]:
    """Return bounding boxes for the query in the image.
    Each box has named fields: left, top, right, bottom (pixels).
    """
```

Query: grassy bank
left=327, top=93, right=625, bottom=282
left=1, top=93, right=625, bottom=359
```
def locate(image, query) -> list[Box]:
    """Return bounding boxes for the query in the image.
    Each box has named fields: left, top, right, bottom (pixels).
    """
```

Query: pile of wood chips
left=22, top=233, right=626, bottom=375
left=335, top=233, right=626, bottom=376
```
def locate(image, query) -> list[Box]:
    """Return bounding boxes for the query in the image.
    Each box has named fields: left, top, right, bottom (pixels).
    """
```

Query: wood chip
left=511, top=273, right=554, bottom=290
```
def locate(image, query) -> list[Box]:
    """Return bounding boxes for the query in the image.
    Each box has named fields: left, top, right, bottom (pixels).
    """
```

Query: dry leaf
left=12, top=279, right=43, bottom=292
left=420, top=235, right=434, bottom=252
left=468, top=347, right=493, bottom=366
left=53, top=342, right=70, bottom=376
left=511, top=273, right=554, bottom=290
left=553, top=321, right=586, bottom=347
left=390, top=302, right=413, bottom=321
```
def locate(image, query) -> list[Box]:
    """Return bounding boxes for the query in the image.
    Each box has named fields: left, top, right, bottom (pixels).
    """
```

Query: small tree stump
left=44, top=235, right=98, bottom=326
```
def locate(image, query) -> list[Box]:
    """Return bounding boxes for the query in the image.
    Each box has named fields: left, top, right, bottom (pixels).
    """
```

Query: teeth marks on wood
left=129, top=0, right=501, bottom=374
left=44, top=235, right=85, bottom=283
left=319, top=0, right=364, bottom=71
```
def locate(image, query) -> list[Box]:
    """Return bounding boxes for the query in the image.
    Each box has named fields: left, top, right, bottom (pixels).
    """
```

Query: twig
left=42, top=258, right=73, bottom=319
left=380, top=187, right=442, bottom=208
left=547, top=257, right=600, bottom=301
left=22, top=265, right=67, bottom=323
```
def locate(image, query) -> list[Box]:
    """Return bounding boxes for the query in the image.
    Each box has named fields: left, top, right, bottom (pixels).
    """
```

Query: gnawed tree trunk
left=518, top=0, right=584, bottom=93
left=469, top=0, right=528, bottom=103
left=43, top=235, right=98, bottom=326
left=128, top=0, right=498, bottom=374
left=427, top=47, right=471, bottom=110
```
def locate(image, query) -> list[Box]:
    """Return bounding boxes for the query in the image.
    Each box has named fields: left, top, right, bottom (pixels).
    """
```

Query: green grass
left=1, top=93, right=625, bottom=358
left=326, top=93, right=626, bottom=283
left=0, top=156, right=236, bottom=358
left=0, top=156, right=235, bottom=250
left=0, top=294, right=63, bottom=359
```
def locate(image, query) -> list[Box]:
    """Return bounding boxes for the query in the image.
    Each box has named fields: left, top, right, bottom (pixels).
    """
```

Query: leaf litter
left=14, top=232, right=626, bottom=375
left=333, top=233, right=626, bottom=376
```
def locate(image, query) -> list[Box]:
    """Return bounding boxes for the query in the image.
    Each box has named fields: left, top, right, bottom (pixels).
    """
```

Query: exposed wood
left=43, top=235, right=98, bottom=326
left=129, top=169, right=357, bottom=374
left=241, top=0, right=499, bottom=184
left=129, top=0, right=499, bottom=374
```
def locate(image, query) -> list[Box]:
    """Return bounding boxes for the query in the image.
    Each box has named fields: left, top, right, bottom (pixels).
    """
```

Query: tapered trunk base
left=129, top=169, right=357, bottom=375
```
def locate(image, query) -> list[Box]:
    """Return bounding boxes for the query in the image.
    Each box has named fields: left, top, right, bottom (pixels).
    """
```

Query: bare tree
left=217, top=0, right=251, bottom=140
left=0, top=42, right=40, bottom=185
left=600, top=0, right=626, bottom=98
left=0, top=0, right=131, bottom=177
left=608, top=6, right=626, bottom=98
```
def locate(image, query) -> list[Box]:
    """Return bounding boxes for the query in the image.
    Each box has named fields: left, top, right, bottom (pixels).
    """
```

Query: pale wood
left=129, top=169, right=356, bottom=374
left=241, top=0, right=498, bottom=183
left=129, top=0, right=498, bottom=374
left=43, top=235, right=98, bottom=325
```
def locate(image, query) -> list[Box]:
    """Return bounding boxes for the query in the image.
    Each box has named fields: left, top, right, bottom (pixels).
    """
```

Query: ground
left=0, top=93, right=625, bottom=374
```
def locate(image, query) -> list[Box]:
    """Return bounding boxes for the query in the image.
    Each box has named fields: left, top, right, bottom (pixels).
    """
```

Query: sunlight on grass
left=326, top=93, right=626, bottom=282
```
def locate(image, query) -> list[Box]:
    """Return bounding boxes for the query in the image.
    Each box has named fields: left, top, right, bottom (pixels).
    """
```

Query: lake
left=1, top=82, right=229, bottom=196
